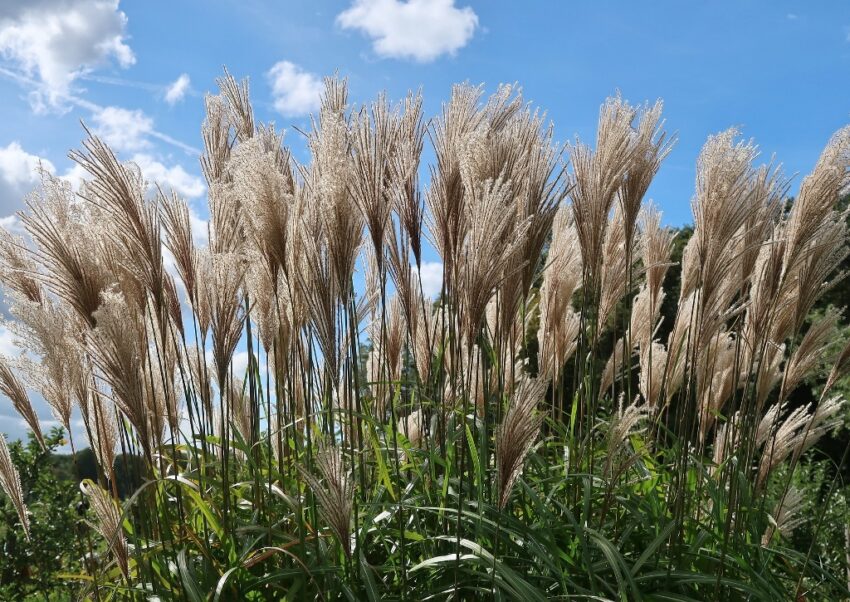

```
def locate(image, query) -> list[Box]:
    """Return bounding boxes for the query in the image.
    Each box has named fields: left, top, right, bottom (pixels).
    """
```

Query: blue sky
left=0, top=0, right=849, bottom=444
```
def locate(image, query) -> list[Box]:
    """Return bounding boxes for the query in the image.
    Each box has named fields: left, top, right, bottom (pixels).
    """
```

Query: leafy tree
left=0, top=428, right=87, bottom=600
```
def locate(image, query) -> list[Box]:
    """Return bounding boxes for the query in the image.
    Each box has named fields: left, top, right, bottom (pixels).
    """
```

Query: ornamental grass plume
left=88, top=289, right=156, bottom=458
left=80, top=480, right=129, bottom=579
left=779, top=309, right=839, bottom=402
left=783, top=126, right=850, bottom=271
left=217, top=69, right=254, bottom=143
left=756, top=397, right=845, bottom=487
left=299, top=445, right=354, bottom=557
left=12, top=297, right=83, bottom=434
left=633, top=203, right=674, bottom=347
left=605, top=394, right=650, bottom=477
left=81, top=389, right=118, bottom=476
left=597, top=206, right=629, bottom=332
left=459, top=177, right=529, bottom=344
left=21, top=172, right=111, bottom=326
left=0, top=227, right=42, bottom=304
left=0, top=434, right=29, bottom=541
left=639, top=340, right=667, bottom=408
left=0, top=358, right=44, bottom=450
left=762, top=487, right=806, bottom=547
left=616, top=100, right=674, bottom=254
left=350, top=93, right=399, bottom=266
left=570, top=96, right=636, bottom=293
left=496, top=375, right=548, bottom=509
left=69, top=130, right=165, bottom=309
left=228, top=132, right=293, bottom=274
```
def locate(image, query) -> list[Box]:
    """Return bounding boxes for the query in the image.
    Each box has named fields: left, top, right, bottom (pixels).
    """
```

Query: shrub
left=0, top=429, right=86, bottom=599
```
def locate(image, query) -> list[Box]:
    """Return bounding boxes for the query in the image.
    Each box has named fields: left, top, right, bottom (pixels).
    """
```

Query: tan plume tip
left=81, top=479, right=129, bottom=578
left=398, top=408, right=426, bottom=448
left=609, top=395, right=649, bottom=452
left=496, top=376, right=549, bottom=509
left=0, top=358, right=45, bottom=450
left=0, top=228, right=42, bottom=304
left=217, top=68, right=255, bottom=142
left=299, top=445, right=354, bottom=556
left=762, top=488, right=806, bottom=547
left=825, top=334, right=850, bottom=396
left=0, top=434, right=30, bottom=541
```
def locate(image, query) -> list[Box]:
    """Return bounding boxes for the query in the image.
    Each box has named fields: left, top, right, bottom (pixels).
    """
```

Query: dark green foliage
left=0, top=428, right=86, bottom=600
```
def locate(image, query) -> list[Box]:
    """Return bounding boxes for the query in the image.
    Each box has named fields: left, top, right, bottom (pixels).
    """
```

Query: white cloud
left=337, top=0, right=477, bottom=62
left=0, top=214, right=24, bottom=235
left=0, top=141, right=55, bottom=213
left=164, top=73, right=190, bottom=105
left=0, top=140, right=204, bottom=223
left=188, top=204, right=209, bottom=246
left=418, top=261, right=443, bottom=299
left=130, top=153, right=205, bottom=199
left=203, top=349, right=250, bottom=379
left=786, top=13, right=798, bottom=20
left=0, top=324, right=19, bottom=357
left=88, top=105, right=200, bottom=156
left=0, top=0, right=134, bottom=110
left=232, top=351, right=250, bottom=376
left=0, top=141, right=54, bottom=188
left=60, top=163, right=91, bottom=191
left=91, top=105, right=154, bottom=153
left=267, top=61, right=323, bottom=117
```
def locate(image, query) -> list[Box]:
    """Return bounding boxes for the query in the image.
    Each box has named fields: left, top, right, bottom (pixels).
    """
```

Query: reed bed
left=1, top=71, right=849, bottom=600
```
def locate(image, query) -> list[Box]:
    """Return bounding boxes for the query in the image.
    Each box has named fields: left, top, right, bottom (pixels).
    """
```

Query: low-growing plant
left=0, top=71, right=849, bottom=600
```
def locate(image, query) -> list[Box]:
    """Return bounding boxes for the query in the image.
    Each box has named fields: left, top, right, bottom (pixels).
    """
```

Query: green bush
left=0, top=428, right=86, bottom=600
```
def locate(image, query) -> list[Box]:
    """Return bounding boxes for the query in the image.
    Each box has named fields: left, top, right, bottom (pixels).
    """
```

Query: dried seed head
left=89, top=289, right=154, bottom=457
left=81, top=480, right=129, bottom=578
left=198, top=251, right=246, bottom=386
left=228, top=134, right=292, bottom=272
left=22, top=172, right=113, bottom=325
left=217, top=68, right=255, bottom=142
left=784, top=125, right=850, bottom=271
left=398, top=408, right=425, bottom=448
left=605, top=394, right=650, bottom=477
left=201, top=93, right=232, bottom=185
left=761, top=487, right=806, bottom=547
left=459, top=177, right=529, bottom=344
left=0, top=357, right=44, bottom=450
left=617, top=100, right=674, bottom=250
left=0, top=434, right=29, bottom=541
left=639, top=340, right=667, bottom=408
left=758, top=405, right=812, bottom=487
left=83, top=391, right=118, bottom=475
left=299, top=445, right=354, bottom=556
left=12, top=298, right=84, bottom=430
left=496, top=375, right=548, bottom=508
left=160, top=192, right=198, bottom=300
left=597, top=207, right=630, bottom=332
left=638, top=203, right=674, bottom=309
left=0, top=228, right=42, bottom=304
left=570, top=95, right=636, bottom=291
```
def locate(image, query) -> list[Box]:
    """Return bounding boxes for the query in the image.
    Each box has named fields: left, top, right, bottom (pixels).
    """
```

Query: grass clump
left=0, top=71, right=849, bottom=600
